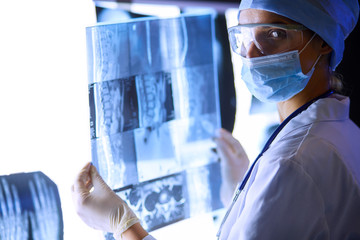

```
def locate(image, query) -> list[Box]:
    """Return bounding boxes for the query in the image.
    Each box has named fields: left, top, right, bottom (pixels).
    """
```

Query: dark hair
left=330, top=70, right=344, bottom=93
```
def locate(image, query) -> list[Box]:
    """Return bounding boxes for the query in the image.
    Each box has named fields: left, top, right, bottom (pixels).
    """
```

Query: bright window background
left=0, top=0, right=103, bottom=239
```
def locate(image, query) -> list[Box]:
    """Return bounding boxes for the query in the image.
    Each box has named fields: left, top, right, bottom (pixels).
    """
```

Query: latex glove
left=71, top=163, right=139, bottom=239
left=213, top=128, right=249, bottom=206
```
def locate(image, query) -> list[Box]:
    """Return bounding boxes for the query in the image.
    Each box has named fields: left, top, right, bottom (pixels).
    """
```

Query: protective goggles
left=228, top=23, right=308, bottom=57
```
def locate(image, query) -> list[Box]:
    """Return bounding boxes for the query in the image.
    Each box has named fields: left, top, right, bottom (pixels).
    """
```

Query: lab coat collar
left=273, top=94, right=350, bottom=145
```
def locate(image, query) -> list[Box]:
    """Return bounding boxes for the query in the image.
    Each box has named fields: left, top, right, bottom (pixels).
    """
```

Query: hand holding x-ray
left=0, top=178, right=29, bottom=240
left=214, top=128, right=250, bottom=206
left=29, top=173, right=60, bottom=240
left=72, top=162, right=140, bottom=239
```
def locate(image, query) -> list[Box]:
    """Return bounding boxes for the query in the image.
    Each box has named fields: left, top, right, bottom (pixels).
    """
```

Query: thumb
left=72, top=162, right=92, bottom=194
left=89, top=165, right=112, bottom=194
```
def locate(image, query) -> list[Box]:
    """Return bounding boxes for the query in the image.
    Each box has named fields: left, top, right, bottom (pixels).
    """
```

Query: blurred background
left=0, top=0, right=358, bottom=239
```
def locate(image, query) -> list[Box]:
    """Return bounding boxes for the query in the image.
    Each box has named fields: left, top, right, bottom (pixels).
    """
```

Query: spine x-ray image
left=0, top=172, right=63, bottom=240
left=86, top=13, right=222, bottom=234
left=89, top=76, right=140, bottom=139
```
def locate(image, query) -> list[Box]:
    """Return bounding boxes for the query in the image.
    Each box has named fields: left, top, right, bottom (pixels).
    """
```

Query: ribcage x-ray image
left=0, top=172, right=63, bottom=240
left=86, top=12, right=222, bottom=235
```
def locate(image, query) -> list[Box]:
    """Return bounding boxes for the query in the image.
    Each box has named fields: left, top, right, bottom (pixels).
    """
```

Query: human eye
left=267, top=28, right=287, bottom=39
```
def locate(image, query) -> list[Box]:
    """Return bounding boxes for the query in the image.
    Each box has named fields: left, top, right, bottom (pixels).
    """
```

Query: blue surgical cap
left=239, top=0, right=359, bottom=70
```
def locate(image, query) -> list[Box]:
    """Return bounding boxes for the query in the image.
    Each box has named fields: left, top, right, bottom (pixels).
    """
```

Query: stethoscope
left=216, top=90, right=334, bottom=239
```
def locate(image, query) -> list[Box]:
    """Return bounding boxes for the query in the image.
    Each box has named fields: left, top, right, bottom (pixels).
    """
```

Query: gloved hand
left=213, top=128, right=249, bottom=206
left=71, top=162, right=139, bottom=239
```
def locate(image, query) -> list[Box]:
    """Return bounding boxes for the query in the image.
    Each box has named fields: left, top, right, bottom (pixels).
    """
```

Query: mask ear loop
left=299, top=33, right=317, bottom=55
left=299, top=33, right=321, bottom=74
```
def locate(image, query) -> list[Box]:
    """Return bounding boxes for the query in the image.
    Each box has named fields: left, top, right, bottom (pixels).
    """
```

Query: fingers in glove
left=72, top=162, right=92, bottom=193
left=215, top=128, right=241, bottom=153
left=214, top=137, right=235, bottom=161
left=89, top=164, right=113, bottom=195
left=216, top=129, right=248, bottom=159
left=71, top=162, right=93, bottom=213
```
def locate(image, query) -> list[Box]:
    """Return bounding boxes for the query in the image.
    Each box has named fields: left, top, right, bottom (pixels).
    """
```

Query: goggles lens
left=228, top=24, right=307, bottom=57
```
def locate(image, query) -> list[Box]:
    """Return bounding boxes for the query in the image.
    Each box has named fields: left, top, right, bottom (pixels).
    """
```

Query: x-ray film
left=87, top=12, right=221, bottom=233
left=103, top=161, right=222, bottom=239
left=134, top=121, right=180, bottom=182
left=136, top=71, right=175, bottom=128
left=186, top=162, right=223, bottom=216
left=89, top=76, right=140, bottom=139
left=0, top=172, right=63, bottom=240
left=116, top=173, right=188, bottom=232
left=91, top=131, right=138, bottom=189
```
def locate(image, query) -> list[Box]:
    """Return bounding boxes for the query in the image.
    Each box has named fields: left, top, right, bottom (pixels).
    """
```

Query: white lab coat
left=219, top=94, right=360, bottom=240
left=144, top=95, right=360, bottom=240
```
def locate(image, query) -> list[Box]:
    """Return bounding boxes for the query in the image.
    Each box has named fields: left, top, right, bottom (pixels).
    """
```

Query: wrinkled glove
left=71, top=163, right=139, bottom=239
left=213, top=128, right=249, bottom=206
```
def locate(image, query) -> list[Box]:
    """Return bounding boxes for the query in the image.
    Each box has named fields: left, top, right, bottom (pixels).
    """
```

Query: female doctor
left=72, top=0, right=360, bottom=239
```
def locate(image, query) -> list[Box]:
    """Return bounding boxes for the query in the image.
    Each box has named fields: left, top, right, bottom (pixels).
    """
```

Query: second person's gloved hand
left=214, top=128, right=249, bottom=206
left=71, top=162, right=139, bottom=239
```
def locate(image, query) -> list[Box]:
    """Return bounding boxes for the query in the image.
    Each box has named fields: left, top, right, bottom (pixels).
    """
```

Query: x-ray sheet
left=87, top=12, right=222, bottom=232
left=0, top=172, right=63, bottom=240
left=102, top=161, right=221, bottom=239
left=89, top=71, right=175, bottom=139
left=89, top=76, right=140, bottom=139
left=87, top=12, right=221, bottom=188
left=86, top=14, right=215, bottom=84
left=91, top=131, right=138, bottom=189
left=116, top=173, right=187, bottom=232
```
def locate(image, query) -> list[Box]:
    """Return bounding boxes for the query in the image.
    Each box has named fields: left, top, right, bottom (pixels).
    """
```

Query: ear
left=319, top=39, right=333, bottom=55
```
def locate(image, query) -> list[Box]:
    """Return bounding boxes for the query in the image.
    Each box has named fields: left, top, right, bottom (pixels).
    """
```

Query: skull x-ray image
left=0, top=172, right=63, bottom=240
left=86, top=13, right=222, bottom=233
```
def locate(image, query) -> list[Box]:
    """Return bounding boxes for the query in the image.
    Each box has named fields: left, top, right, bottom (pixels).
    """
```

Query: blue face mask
left=240, top=34, right=320, bottom=102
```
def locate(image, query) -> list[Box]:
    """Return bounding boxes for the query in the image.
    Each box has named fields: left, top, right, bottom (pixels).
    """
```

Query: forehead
left=239, top=9, right=299, bottom=25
